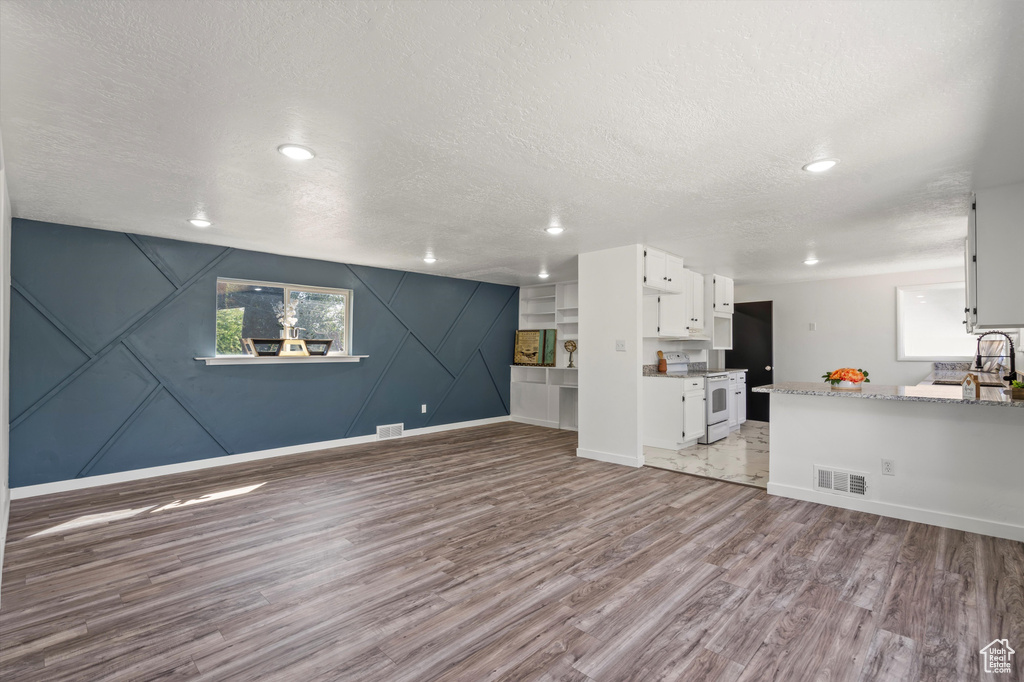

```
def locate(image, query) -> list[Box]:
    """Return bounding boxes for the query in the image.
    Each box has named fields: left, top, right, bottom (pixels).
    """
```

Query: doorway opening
left=644, top=301, right=773, bottom=489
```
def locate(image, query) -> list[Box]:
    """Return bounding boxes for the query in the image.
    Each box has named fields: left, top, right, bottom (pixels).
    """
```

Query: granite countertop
left=642, top=365, right=749, bottom=378
left=752, top=382, right=1023, bottom=408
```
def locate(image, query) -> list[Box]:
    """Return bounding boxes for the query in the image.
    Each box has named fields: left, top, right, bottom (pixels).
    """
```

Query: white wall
left=640, top=338, right=709, bottom=367
left=736, top=268, right=965, bottom=386
left=0, top=130, right=10, bottom=605
left=578, top=244, right=643, bottom=467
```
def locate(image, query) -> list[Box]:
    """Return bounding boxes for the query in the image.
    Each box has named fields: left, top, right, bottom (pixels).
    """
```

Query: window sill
left=195, top=355, right=369, bottom=366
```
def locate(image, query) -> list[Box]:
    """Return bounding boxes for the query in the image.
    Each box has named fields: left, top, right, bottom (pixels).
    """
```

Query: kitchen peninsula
left=754, top=381, right=1024, bottom=541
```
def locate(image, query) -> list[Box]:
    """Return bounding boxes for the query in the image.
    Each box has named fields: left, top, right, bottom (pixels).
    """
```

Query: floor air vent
left=814, top=466, right=868, bottom=497
left=377, top=423, right=404, bottom=440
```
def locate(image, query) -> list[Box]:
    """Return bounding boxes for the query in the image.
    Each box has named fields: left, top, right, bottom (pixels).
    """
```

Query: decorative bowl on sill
left=822, top=368, right=870, bottom=391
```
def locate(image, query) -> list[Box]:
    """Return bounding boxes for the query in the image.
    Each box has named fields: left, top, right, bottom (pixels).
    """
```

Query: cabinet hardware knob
left=765, top=365, right=772, bottom=371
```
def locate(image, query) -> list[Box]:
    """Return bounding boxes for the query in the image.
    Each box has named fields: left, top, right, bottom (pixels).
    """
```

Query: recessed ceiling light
left=803, top=258, right=819, bottom=265
left=423, top=256, right=437, bottom=264
left=188, top=218, right=211, bottom=228
left=802, top=159, right=839, bottom=173
left=538, top=272, right=550, bottom=279
left=545, top=225, right=564, bottom=235
left=277, top=144, right=315, bottom=160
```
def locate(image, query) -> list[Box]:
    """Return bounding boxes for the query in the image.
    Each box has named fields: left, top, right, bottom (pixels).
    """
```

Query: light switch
left=809, top=323, right=817, bottom=331
left=615, top=339, right=626, bottom=352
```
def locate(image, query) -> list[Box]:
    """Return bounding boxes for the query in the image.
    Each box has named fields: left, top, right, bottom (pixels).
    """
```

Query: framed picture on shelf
left=540, top=329, right=557, bottom=366
left=514, top=329, right=557, bottom=366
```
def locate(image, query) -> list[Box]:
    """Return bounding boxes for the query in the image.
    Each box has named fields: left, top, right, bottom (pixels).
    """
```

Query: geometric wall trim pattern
left=10, top=220, right=518, bottom=487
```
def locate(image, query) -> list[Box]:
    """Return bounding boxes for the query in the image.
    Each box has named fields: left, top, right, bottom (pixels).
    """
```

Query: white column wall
left=0, top=130, right=11, bottom=604
left=577, top=244, right=644, bottom=467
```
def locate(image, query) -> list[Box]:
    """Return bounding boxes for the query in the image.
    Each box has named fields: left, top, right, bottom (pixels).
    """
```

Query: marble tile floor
left=644, top=419, right=770, bottom=488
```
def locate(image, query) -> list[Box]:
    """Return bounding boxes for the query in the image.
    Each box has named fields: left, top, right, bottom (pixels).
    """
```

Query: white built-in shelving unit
left=511, top=281, right=579, bottom=431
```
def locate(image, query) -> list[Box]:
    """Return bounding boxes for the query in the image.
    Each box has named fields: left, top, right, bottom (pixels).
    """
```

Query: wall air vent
left=814, top=466, right=869, bottom=497
left=377, top=423, right=404, bottom=440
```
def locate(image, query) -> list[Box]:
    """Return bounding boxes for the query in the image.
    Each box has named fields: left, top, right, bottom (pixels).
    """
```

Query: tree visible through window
left=216, top=279, right=351, bottom=355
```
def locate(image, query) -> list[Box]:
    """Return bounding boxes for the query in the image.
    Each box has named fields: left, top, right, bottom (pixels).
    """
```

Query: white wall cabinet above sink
left=643, top=247, right=684, bottom=293
left=967, top=181, right=1024, bottom=330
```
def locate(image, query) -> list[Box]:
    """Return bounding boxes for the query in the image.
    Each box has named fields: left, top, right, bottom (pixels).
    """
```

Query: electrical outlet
left=881, top=459, right=895, bottom=476
left=421, top=404, right=427, bottom=414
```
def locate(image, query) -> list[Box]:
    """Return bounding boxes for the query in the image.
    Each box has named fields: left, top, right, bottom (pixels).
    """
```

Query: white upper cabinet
left=644, top=248, right=667, bottom=290
left=971, top=182, right=1024, bottom=329
left=643, top=247, right=684, bottom=293
left=710, top=274, right=734, bottom=314
left=659, top=292, right=689, bottom=337
left=664, top=253, right=685, bottom=293
left=643, top=293, right=689, bottom=338
left=686, top=269, right=705, bottom=335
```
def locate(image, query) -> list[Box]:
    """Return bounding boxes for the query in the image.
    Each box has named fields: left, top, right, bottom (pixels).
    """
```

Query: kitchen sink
left=931, top=379, right=1005, bottom=387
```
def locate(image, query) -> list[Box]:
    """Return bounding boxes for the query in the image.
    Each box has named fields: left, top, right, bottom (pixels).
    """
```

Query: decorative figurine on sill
left=962, top=373, right=981, bottom=400
left=564, top=340, right=577, bottom=369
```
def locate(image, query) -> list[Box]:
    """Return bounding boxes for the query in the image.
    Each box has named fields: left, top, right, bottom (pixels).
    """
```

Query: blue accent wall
left=9, top=220, right=518, bottom=487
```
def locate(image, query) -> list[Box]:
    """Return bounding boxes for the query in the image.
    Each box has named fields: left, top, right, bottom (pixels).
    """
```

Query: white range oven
left=699, top=372, right=731, bottom=444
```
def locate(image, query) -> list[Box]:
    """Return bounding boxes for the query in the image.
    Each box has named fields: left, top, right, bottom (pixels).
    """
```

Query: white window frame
left=896, top=282, right=977, bottom=361
left=216, top=278, right=353, bottom=356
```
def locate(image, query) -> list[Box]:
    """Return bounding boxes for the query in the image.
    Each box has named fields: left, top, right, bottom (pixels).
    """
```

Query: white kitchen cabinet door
left=664, top=254, right=685, bottom=294
left=642, top=294, right=659, bottom=338
left=659, top=294, right=689, bottom=338
left=688, top=269, right=705, bottom=334
left=964, top=237, right=976, bottom=333
left=683, top=389, right=705, bottom=442
left=644, top=248, right=668, bottom=292
left=643, top=378, right=685, bottom=449
left=736, top=387, right=747, bottom=424
left=974, top=182, right=1024, bottom=328
left=713, top=274, right=734, bottom=314
left=727, top=375, right=739, bottom=428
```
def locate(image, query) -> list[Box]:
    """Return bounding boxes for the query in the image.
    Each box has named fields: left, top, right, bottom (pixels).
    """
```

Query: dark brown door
left=725, top=301, right=773, bottom=422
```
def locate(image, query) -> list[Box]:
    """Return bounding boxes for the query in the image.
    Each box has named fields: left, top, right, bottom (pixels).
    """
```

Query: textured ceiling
left=1, top=0, right=1022, bottom=286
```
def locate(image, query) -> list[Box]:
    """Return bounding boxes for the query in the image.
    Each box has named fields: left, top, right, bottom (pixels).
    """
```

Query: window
left=216, top=278, right=352, bottom=355
left=896, top=283, right=977, bottom=361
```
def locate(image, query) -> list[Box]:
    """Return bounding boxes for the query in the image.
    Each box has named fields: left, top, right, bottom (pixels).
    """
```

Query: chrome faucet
left=974, top=331, right=1016, bottom=383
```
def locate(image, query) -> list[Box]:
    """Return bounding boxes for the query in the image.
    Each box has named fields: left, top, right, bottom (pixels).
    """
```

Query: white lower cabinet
left=511, top=367, right=578, bottom=430
left=728, top=371, right=747, bottom=431
left=643, top=377, right=705, bottom=449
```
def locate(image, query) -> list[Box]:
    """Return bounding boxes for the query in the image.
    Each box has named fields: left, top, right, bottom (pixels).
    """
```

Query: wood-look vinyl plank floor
left=1, top=422, right=1021, bottom=681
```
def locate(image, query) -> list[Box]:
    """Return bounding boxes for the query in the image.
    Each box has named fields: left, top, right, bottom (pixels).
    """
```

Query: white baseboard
left=11, top=416, right=511, bottom=500
left=510, top=415, right=560, bottom=429
left=767, top=482, right=1024, bottom=542
left=576, top=448, right=643, bottom=468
